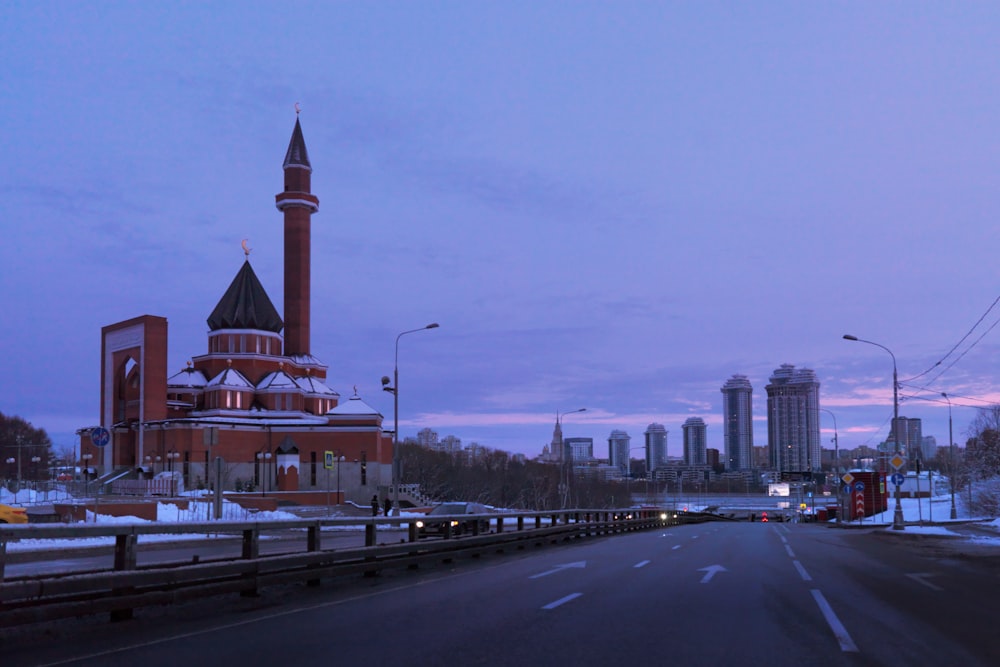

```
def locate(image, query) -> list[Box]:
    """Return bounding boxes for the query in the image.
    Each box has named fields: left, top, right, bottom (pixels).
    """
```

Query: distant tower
left=682, top=417, right=707, bottom=465
left=766, top=364, right=821, bottom=473
left=608, top=430, right=631, bottom=476
left=551, top=417, right=565, bottom=463
left=644, top=423, right=668, bottom=472
left=275, top=115, right=320, bottom=357
left=721, top=374, right=754, bottom=470
left=890, top=417, right=923, bottom=461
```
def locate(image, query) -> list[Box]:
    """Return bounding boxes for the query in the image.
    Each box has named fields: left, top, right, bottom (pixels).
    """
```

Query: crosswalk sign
left=324, top=450, right=334, bottom=469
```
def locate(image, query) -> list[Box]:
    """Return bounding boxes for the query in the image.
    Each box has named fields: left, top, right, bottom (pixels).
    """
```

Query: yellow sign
left=890, top=454, right=906, bottom=470
left=841, top=473, right=855, bottom=485
left=800, top=503, right=807, bottom=510
left=324, top=450, right=335, bottom=469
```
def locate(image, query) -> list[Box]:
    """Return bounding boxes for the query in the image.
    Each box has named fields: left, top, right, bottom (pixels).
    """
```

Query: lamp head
left=843, top=334, right=858, bottom=341
left=426, top=323, right=439, bottom=329
left=381, top=376, right=391, bottom=386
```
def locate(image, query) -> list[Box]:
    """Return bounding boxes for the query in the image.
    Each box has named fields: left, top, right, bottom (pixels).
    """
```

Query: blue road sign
left=91, top=426, right=110, bottom=448
left=843, top=485, right=852, bottom=495
left=891, top=473, right=905, bottom=486
left=854, top=481, right=865, bottom=492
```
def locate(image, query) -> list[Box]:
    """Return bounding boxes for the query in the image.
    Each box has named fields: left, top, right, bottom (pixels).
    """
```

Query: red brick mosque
left=78, top=116, right=391, bottom=502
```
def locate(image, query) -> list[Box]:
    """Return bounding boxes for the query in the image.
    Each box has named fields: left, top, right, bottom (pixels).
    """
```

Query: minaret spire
left=275, top=112, right=320, bottom=357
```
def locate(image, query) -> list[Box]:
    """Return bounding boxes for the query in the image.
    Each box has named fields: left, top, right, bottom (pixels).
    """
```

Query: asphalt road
left=3, top=522, right=997, bottom=666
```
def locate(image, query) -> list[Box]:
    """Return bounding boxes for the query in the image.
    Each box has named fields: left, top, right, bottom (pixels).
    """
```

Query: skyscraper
left=608, top=430, right=631, bottom=476
left=644, top=423, right=668, bottom=472
left=682, top=417, right=707, bottom=465
left=565, top=437, right=594, bottom=462
left=890, top=416, right=923, bottom=461
left=721, top=374, right=754, bottom=470
left=766, top=364, right=821, bottom=473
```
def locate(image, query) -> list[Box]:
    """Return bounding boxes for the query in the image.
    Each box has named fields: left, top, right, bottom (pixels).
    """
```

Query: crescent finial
left=241, top=238, right=251, bottom=258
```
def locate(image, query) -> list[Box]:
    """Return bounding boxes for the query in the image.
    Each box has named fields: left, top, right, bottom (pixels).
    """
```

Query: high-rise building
left=608, top=430, right=631, bottom=476
left=644, top=423, right=668, bottom=472
left=721, top=374, right=754, bottom=470
left=682, top=417, right=707, bottom=465
left=565, top=437, right=594, bottom=462
left=766, top=364, right=821, bottom=473
left=889, top=416, right=923, bottom=461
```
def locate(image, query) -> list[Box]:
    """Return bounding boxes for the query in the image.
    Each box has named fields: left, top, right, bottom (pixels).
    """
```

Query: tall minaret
left=275, top=114, right=319, bottom=357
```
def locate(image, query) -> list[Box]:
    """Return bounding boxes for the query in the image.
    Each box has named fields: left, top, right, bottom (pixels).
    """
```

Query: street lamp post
left=557, top=408, right=586, bottom=508
left=383, top=323, right=439, bottom=517
left=843, top=334, right=905, bottom=530
left=820, top=408, right=840, bottom=524
left=941, top=392, right=958, bottom=520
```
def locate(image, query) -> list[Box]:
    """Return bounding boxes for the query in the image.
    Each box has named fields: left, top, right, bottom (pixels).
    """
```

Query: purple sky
left=3, top=2, right=999, bottom=460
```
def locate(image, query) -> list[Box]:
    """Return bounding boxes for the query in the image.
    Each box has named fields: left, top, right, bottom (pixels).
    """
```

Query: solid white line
left=811, top=589, right=859, bottom=653
left=906, top=573, right=944, bottom=591
left=634, top=560, right=650, bottom=568
left=542, top=593, right=582, bottom=610
left=793, top=560, right=812, bottom=581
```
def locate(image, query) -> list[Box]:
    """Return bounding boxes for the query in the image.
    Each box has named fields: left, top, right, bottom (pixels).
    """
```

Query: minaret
left=275, top=114, right=319, bottom=357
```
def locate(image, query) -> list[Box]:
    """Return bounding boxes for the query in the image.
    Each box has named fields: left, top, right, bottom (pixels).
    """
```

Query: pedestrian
left=371, top=494, right=379, bottom=516
left=383, top=496, right=392, bottom=517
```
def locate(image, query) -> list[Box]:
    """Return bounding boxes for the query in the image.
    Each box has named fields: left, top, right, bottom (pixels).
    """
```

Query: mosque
left=78, top=116, right=391, bottom=503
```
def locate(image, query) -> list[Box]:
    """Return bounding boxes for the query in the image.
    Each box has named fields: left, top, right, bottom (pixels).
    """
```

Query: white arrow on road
left=530, top=561, right=587, bottom=579
left=698, top=564, right=728, bottom=583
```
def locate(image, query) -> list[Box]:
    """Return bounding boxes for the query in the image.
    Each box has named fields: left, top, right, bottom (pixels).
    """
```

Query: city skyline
left=3, top=4, right=1000, bottom=460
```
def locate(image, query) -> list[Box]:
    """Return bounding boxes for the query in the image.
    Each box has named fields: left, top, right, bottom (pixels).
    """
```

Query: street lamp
left=383, top=322, right=439, bottom=517
left=820, top=408, right=840, bottom=524
left=557, top=408, right=586, bottom=508
left=31, top=456, right=41, bottom=481
left=843, top=334, right=905, bottom=530
left=941, top=392, right=958, bottom=520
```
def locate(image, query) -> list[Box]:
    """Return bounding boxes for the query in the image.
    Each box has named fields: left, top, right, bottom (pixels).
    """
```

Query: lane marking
left=811, top=589, right=859, bottom=653
left=793, top=560, right=812, bottom=581
left=906, top=573, right=944, bottom=591
left=542, top=593, right=582, bottom=610
left=634, top=560, right=650, bottom=568
left=785, top=544, right=796, bottom=558
left=698, top=564, right=727, bottom=583
left=672, top=545, right=681, bottom=550
left=529, top=561, right=587, bottom=579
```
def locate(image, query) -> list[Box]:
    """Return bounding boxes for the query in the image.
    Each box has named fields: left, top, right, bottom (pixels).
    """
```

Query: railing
left=0, top=508, right=713, bottom=628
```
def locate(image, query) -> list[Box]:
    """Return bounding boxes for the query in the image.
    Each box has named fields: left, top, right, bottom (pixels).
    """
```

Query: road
left=3, top=522, right=997, bottom=666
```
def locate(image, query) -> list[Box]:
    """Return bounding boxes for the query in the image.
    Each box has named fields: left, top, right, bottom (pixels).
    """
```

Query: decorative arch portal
left=100, top=316, right=169, bottom=470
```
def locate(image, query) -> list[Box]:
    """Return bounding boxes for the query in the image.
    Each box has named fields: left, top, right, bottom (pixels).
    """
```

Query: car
left=0, top=503, right=28, bottom=524
left=415, top=502, right=492, bottom=537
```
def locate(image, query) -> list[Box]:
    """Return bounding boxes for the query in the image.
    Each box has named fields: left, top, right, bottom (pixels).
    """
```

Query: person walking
left=371, top=494, right=379, bottom=516
left=383, top=496, right=392, bottom=517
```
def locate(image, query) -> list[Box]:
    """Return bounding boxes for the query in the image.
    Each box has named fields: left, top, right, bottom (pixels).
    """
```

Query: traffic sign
left=890, top=454, right=906, bottom=470
left=843, top=485, right=852, bottom=495
left=91, top=427, right=110, bottom=448
left=841, top=472, right=855, bottom=485
left=854, top=481, right=865, bottom=492
left=891, top=473, right=905, bottom=486
left=324, top=450, right=335, bottom=469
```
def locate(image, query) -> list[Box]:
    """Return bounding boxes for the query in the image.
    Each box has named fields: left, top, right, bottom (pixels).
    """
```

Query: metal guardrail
left=0, top=508, right=710, bottom=628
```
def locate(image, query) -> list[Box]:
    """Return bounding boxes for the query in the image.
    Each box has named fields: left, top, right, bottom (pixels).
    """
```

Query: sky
left=3, top=1, right=1000, bottom=461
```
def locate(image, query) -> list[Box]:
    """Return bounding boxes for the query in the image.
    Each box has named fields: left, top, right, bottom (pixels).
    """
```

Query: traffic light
left=761, top=511, right=769, bottom=523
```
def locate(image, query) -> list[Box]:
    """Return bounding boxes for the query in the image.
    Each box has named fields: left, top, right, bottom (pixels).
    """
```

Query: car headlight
left=450, top=520, right=459, bottom=527
left=659, top=513, right=667, bottom=520
left=416, top=520, right=425, bottom=528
